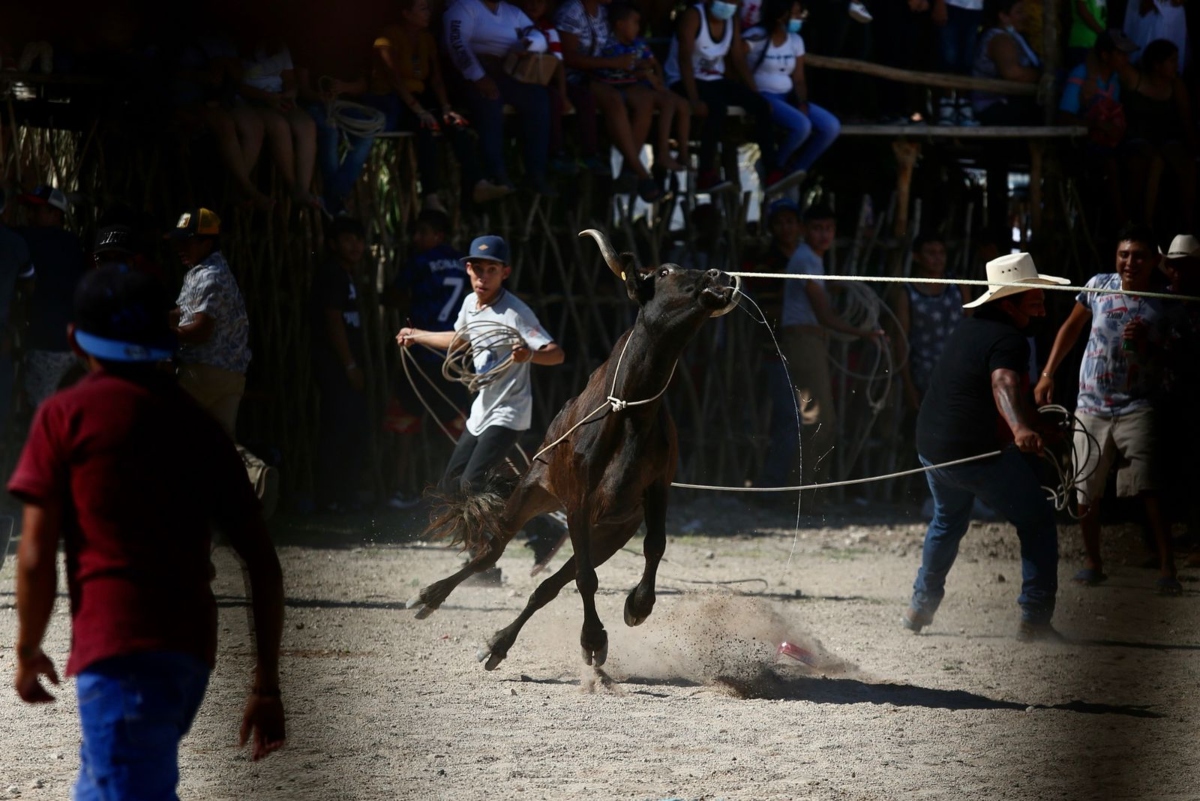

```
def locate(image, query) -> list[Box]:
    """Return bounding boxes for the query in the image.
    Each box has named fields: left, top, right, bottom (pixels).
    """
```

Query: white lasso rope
left=319, top=76, right=387, bottom=138
left=529, top=333, right=677, bottom=464
left=727, top=271, right=1200, bottom=304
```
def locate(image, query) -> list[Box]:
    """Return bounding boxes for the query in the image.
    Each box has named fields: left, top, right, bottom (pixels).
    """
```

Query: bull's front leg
left=625, top=481, right=667, bottom=627
left=570, top=509, right=608, bottom=666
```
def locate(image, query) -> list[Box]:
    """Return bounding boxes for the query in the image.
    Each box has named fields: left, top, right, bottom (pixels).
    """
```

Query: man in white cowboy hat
left=904, top=251, right=1066, bottom=642
left=1036, top=223, right=1179, bottom=595
left=1157, top=234, right=1200, bottom=556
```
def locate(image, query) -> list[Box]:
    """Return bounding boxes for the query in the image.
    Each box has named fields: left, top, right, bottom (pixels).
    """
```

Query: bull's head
left=580, top=229, right=741, bottom=318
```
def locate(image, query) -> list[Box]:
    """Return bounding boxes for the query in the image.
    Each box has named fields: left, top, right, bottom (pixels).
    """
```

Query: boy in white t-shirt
left=396, top=235, right=564, bottom=495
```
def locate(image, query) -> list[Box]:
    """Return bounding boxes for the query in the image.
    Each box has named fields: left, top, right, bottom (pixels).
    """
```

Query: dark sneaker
left=1016, top=620, right=1065, bottom=643
left=1156, top=576, right=1184, bottom=596
left=901, top=606, right=934, bottom=633
left=526, top=512, right=570, bottom=576
left=1071, top=567, right=1107, bottom=586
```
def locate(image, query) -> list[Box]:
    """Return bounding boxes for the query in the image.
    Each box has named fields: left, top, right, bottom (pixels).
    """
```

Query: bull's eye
left=658, top=268, right=669, bottom=278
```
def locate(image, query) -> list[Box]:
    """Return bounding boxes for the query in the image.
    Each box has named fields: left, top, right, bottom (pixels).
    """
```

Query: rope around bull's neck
left=529, top=333, right=677, bottom=464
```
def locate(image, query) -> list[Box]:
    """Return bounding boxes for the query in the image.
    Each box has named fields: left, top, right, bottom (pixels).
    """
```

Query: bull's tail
left=425, top=471, right=520, bottom=557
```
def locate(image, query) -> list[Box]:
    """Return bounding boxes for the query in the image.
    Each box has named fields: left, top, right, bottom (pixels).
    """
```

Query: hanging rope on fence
left=319, top=76, right=387, bottom=139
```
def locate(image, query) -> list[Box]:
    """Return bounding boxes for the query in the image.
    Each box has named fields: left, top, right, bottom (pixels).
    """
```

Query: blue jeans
left=74, top=652, right=210, bottom=801
left=464, top=71, right=549, bottom=185
left=911, top=450, right=1058, bottom=624
left=762, top=94, right=841, bottom=172
left=760, top=358, right=800, bottom=487
left=359, top=92, right=483, bottom=202
left=938, top=5, right=982, bottom=75
left=307, top=102, right=376, bottom=213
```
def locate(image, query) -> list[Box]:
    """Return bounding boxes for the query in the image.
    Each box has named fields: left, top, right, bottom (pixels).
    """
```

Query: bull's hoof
left=476, top=646, right=506, bottom=670
left=623, top=591, right=653, bottom=627
left=406, top=592, right=438, bottom=619
left=581, top=640, right=608, bottom=667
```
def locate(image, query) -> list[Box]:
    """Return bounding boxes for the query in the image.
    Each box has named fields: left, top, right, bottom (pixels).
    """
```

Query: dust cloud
left=603, top=593, right=856, bottom=696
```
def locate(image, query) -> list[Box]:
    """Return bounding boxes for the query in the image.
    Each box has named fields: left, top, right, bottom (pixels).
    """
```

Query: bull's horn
left=579, top=229, right=625, bottom=280
left=711, top=273, right=743, bottom=318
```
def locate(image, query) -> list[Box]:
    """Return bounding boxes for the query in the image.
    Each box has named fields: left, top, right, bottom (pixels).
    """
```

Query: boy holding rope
left=396, top=235, right=563, bottom=498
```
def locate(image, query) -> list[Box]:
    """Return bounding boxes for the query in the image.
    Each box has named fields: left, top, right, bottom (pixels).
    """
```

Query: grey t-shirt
left=456, top=288, right=553, bottom=435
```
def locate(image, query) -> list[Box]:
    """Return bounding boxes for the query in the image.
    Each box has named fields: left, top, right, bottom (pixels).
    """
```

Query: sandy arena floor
left=1, top=497, right=1198, bottom=800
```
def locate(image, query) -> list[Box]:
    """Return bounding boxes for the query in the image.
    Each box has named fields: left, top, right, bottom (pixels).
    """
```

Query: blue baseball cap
left=766, top=199, right=801, bottom=222
left=461, top=235, right=510, bottom=265
left=73, top=263, right=177, bottom=363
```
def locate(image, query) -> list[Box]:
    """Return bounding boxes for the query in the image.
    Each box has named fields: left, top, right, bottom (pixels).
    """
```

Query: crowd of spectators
left=2, top=0, right=1195, bottom=225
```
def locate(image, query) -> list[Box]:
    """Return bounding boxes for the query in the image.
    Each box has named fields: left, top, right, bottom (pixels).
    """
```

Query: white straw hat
left=1164, top=234, right=1200, bottom=260
left=963, top=252, right=1070, bottom=309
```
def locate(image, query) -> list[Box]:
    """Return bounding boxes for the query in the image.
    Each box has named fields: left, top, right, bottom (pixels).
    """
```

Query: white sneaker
left=849, top=1, right=872, bottom=23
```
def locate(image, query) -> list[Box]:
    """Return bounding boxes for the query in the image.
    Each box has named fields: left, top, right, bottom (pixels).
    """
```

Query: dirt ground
left=1, top=496, right=1198, bottom=801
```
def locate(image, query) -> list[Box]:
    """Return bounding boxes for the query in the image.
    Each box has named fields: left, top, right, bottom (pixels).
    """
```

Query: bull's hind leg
left=625, top=481, right=667, bottom=627
left=406, top=540, right=505, bottom=619
left=478, top=557, right=577, bottom=670
left=408, top=478, right=558, bottom=619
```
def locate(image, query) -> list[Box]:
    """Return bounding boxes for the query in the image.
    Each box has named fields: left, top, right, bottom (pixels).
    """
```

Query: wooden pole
left=804, top=54, right=1038, bottom=96
left=891, top=140, right=922, bottom=240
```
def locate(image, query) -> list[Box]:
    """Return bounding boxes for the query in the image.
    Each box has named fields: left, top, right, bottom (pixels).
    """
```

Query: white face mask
left=710, top=0, right=738, bottom=20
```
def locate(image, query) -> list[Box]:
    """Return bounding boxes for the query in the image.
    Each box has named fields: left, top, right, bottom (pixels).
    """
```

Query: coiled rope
left=319, top=76, right=387, bottom=139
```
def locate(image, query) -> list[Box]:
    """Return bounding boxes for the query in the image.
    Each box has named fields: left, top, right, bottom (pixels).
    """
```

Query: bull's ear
left=616, top=252, right=649, bottom=304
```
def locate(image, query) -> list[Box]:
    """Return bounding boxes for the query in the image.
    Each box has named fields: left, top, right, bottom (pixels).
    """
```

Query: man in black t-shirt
left=312, top=217, right=370, bottom=513
left=904, top=253, right=1065, bottom=642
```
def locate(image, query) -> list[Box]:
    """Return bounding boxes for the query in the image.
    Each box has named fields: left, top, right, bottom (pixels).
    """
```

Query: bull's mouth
left=702, top=273, right=741, bottom=317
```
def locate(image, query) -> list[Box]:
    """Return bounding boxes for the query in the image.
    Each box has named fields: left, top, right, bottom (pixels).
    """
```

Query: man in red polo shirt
left=10, top=264, right=286, bottom=799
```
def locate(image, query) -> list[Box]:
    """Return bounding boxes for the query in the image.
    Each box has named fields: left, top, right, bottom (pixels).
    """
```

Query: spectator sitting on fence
left=1123, top=0, right=1188, bottom=71
left=516, top=0, right=582, bottom=176
left=382, top=209, right=469, bottom=510
left=367, top=0, right=513, bottom=212
left=1067, top=0, right=1109, bottom=66
left=1119, top=38, right=1197, bottom=231
left=1035, top=223, right=1179, bottom=596
left=18, top=186, right=88, bottom=409
left=312, top=216, right=370, bottom=514
left=556, top=0, right=659, bottom=195
left=170, top=29, right=274, bottom=211
left=0, top=189, right=34, bottom=439
left=664, top=0, right=783, bottom=192
left=1057, top=29, right=1136, bottom=226
left=745, top=0, right=840, bottom=176
left=296, top=64, right=373, bottom=217
left=240, top=36, right=321, bottom=210
left=885, top=233, right=971, bottom=415
left=598, top=3, right=692, bottom=177
left=873, top=0, right=932, bottom=126
left=444, top=0, right=557, bottom=196
left=932, top=0, right=983, bottom=125
left=970, top=0, right=1041, bottom=126
left=168, top=208, right=280, bottom=519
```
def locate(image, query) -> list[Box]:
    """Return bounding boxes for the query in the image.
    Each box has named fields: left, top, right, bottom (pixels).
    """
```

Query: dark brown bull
left=407, top=229, right=740, bottom=670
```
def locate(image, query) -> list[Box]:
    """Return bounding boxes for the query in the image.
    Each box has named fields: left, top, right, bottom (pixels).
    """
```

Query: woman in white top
left=443, top=0, right=554, bottom=195
left=239, top=38, right=320, bottom=209
left=664, top=0, right=779, bottom=192
left=745, top=0, right=840, bottom=172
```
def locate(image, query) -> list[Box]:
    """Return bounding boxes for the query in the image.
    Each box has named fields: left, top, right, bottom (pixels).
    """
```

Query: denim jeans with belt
left=73, top=651, right=210, bottom=801
left=307, top=102, right=376, bottom=213
left=911, top=449, right=1058, bottom=624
